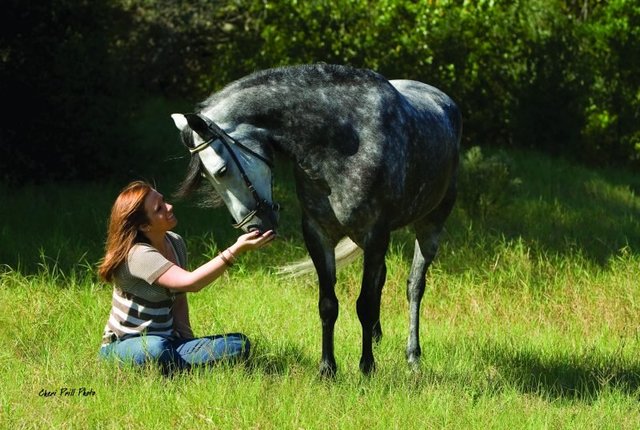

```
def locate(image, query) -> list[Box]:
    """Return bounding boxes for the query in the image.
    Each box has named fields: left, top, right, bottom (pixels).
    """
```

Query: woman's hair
left=98, top=181, right=152, bottom=282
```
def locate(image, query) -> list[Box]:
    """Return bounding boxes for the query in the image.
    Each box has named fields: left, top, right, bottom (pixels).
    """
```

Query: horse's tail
left=276, top=238, right=362, bottom=278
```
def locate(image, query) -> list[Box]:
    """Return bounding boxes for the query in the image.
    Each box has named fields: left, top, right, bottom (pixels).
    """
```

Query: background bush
left=458, top=146, right=521, bottom=221
left=1, top=0, right=638, bottom=185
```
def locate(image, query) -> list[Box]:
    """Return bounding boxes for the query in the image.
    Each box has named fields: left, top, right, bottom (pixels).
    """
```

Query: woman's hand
left=230, top=230, right=276, bottom=255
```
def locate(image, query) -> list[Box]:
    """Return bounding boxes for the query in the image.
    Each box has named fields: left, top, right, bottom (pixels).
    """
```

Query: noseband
left=188, top=114, right=280, bottom=229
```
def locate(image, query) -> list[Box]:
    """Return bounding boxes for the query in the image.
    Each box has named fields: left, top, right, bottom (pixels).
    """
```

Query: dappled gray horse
left=172, top=64, right=461, bottom=376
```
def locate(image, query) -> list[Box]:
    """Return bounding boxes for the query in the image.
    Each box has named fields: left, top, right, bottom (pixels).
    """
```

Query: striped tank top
left=102, top=231, right=188, bottom=345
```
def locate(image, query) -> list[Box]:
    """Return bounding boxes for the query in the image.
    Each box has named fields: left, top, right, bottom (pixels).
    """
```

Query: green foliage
left=458, top=146, right=522, bottom=221
left=240, top=0, right=639, bottom=168
left=581, top=0, right=640, bottom=165
left=1, top=0, right=639, bottom=184
left=108, top=0, right=262, bottom=96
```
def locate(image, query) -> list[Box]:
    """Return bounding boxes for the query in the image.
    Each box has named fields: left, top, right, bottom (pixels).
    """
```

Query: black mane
left=174, top=126, right=224, bottom=208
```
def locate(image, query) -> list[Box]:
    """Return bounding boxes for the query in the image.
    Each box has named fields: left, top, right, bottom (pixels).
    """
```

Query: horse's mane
left=173, top=127, right=224, bottom=208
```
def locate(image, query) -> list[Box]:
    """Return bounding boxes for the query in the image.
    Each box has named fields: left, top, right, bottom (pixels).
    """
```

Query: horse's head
left=171, top=113, right=279, bottom=233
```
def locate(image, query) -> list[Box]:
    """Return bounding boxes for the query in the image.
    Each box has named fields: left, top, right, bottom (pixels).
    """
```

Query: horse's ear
left=171, top=113, right=189, bottom=131
left=183, top=113, right=215, bottom=141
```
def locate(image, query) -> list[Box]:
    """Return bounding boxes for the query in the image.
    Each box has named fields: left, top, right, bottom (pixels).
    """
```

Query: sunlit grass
left=2, top=247, right=639, bottom=428
left=1, top=148, right=639, bottom=428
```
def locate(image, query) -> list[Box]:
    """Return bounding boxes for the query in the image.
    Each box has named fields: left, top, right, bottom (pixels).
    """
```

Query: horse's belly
left=390, top=155, right=456, bottom=228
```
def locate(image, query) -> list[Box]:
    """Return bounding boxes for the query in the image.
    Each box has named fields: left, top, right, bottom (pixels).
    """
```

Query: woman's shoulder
left=128, top=241, right=155, bottom=258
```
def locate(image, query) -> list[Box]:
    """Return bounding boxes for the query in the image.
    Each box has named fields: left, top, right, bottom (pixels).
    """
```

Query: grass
left=1, top=145, right=639, bottom=429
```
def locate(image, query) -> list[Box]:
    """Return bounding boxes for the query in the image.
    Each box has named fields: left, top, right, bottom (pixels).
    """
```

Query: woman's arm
left=155, top=230, right=275, bottom=293
left=172, top=293, right=194, bottom=339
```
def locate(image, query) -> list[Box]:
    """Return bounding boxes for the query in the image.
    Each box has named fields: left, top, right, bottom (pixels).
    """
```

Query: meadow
left=1, top=146, right=639, bottom=429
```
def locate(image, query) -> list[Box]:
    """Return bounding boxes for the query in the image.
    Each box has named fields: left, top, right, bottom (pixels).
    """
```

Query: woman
left=98, top=180, right=274, bottom=373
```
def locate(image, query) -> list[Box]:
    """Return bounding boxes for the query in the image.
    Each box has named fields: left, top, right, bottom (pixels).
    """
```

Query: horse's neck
left=267, top=131, right=318, bottom=172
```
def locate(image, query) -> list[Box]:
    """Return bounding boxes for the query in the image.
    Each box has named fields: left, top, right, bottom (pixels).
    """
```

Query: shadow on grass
left=398, top=338, right=640, bottom=402
left=389, top=150, right=640, bottom=267
left=4, top=149, right=638, bottom=274
left=479, top=342, right=640, bottom=401
left=363, top=335, right=640, bottom=402
left=463, top=151, right=640, bottom=265
left=244, top=340, right=317, bottom=376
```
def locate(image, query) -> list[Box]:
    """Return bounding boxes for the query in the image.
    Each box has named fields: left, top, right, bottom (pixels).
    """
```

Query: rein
left=188, top=117, right=273, bottom=167
left=189, top=114, right=280, bottom=229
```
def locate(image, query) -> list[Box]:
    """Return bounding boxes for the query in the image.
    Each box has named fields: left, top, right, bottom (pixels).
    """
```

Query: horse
left=171, top=64, right=462, bottom=376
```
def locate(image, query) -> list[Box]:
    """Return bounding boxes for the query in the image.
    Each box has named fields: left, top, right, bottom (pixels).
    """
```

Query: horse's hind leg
left=407, top=190, right=456, bottom=368
left=302, top=216, right=339, bottom=378
left=357, top=226, right=391, bottom=375
left=406, top=228, right=439, bottom=367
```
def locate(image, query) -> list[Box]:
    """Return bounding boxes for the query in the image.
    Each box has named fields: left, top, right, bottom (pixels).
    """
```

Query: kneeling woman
left=98, top=181, right=274, bottom=373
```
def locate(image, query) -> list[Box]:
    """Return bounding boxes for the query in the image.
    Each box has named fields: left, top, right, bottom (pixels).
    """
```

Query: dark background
left=1, top=0, right=638, bottom=186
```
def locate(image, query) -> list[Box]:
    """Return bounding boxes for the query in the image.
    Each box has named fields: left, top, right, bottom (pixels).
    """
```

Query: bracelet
left=225, top=248, right=237, bottom=264
left=219, top=252, right=233, bottom=267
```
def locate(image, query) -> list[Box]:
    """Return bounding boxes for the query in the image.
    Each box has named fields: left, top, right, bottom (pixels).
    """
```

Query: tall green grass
left=1, top=146, right=639, bottom=429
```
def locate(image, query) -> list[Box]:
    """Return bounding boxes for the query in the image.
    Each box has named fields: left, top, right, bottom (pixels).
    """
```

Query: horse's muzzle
left=233, top=201, right=280, bottom=234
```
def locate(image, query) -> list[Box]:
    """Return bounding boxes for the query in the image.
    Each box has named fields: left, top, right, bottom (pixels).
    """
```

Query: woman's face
left=142, top=189, right=178, bottom=234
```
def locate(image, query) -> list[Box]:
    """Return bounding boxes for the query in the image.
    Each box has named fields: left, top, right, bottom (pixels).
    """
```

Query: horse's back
left=391, top=80, right=462, bottom=148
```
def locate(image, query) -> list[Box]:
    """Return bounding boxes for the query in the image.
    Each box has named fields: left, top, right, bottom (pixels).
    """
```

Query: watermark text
left=38, top=387, right=96, bottom=398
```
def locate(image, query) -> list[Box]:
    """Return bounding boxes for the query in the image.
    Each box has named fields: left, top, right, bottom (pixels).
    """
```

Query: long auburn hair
left=98, top=181, right=152, bottom=282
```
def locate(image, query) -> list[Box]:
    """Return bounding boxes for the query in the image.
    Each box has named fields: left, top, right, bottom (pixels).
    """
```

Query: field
left=1, top=147, right=639, bottom=429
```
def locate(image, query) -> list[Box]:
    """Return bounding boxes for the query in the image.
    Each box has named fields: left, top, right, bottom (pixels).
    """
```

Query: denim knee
left=140, top=337, right=176, bottom=364
left=174, top=333, right=251, bottom=366
left=99, top=335, right=177, bottom=367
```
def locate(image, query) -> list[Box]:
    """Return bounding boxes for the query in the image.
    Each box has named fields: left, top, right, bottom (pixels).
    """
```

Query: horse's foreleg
left=302, top=217, right=338, bottom=377
left=357, top=228, right=390, bottom=375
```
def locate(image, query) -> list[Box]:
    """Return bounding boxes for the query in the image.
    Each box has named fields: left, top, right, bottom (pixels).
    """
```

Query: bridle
left=187, top=113, right=280, bottom=230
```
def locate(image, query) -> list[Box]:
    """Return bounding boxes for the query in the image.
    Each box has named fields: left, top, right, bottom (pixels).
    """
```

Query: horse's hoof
left=406, top=345, right=421, bottom=360
left=406, top=347, right=422, bottom=370
left=319, top=361, right=337, bottom=379
left=359, top=359, right=376, bottom=375
left=407, top=356, right=421, bottom=372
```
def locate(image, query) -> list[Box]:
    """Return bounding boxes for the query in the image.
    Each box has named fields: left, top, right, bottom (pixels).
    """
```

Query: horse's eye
left=214, top=166, right=227, bottom=178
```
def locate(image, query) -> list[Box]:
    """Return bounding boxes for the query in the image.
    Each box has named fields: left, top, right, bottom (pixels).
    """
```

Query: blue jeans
left=99, top=333, right=250, bottom=374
